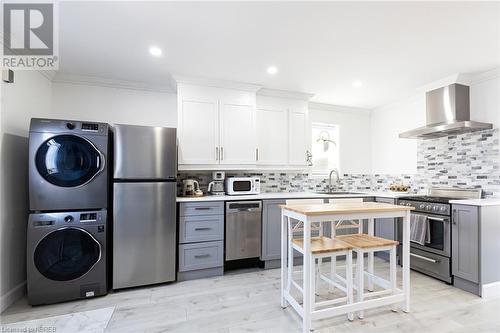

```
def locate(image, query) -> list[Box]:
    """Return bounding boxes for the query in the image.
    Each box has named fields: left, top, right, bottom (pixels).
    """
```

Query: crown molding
left=257, top=88, right=314, bottom=101
left=309, top=101, right=371, bottom=115
left=52, top=73, right=176, bottom=93
left=173, top=74, right=261, bottom=92
left=468, top=67, right=500, bottom=85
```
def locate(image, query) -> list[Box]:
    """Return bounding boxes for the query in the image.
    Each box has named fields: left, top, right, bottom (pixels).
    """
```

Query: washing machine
left=27, top=210, right=108, bottom=305
left=29, top=118, right=109, bottom=211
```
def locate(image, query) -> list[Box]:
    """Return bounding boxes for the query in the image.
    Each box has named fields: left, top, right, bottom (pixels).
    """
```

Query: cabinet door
left=261, top=200, right=286, bottom=261
left=256, top=108, right=288, bottom=165
left=178, top=99, right=219, bottom=165
left=452, top=205, right=479, bottom=283
left=219, top=102, right=256, bottom=164
left=289, top=109, right=309, bottom=166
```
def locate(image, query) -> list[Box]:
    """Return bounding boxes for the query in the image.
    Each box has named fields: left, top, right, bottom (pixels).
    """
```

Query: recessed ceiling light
left=267, top=66, right=278, bottom=75
left=352, top=80, right=363, bottom=88
left=149, top=46, right=162, bottom=57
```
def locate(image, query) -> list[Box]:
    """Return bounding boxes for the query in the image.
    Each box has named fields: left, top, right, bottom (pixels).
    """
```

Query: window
left=311, top=123, right=339, bottom=176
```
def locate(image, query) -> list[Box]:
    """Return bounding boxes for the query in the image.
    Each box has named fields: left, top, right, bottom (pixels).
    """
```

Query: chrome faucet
left=328, top=169, right=340, bottom=192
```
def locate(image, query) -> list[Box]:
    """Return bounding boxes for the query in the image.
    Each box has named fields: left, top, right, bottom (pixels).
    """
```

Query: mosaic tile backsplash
left=178, top=129, right=500, bottom=197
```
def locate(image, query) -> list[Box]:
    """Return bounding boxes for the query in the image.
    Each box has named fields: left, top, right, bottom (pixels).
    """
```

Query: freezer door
left=113, top=182, right=176, bottom=289
left=113, top=124, right=177, bottom=179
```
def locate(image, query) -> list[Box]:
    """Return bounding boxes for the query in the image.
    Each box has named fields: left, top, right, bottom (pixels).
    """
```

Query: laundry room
left=1, top=2, right=500, bottom=333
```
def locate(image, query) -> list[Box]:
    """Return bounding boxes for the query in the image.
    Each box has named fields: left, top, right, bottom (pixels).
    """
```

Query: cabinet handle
left=256, top=148, right=259, bottom=161
left=452, top=209, right=457, bottom=225
left=221, top=147, right=224, bottom=160
left=194, top=227, right=211, bottom=231
left=195, top=207, right=211, bottom=210
left=216, top=147, right=219, bottom=160
left=194, top=254, right=210, bottom=258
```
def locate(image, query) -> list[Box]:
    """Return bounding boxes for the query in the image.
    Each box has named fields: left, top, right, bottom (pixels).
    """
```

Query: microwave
left=225, top=177, right=260, bottom=195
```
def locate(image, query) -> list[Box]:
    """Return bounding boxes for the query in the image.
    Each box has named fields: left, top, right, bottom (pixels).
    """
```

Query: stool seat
left=293, top=236, right=353, bottom=254
left=337, top=234, right=399, bottom=249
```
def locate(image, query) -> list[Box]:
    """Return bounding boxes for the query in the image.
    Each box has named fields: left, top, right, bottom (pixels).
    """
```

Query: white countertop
left=449, top=198, right=500, bottom=206
left=176, top=191, right=419, bottom=202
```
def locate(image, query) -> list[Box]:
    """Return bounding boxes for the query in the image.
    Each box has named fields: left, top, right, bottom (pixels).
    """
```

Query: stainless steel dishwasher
left=225, top=201, right=262, bottom=261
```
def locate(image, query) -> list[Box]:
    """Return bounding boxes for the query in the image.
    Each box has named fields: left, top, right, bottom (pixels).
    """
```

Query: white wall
left=0, top=70, right=52, bottom=312
left=309, top=103, right=372, bottom=174
left=370, top=95, right=425, bottom=174
left=370, top=71, right=500, bottom=174
left=51, top=83, right=177, bottom=127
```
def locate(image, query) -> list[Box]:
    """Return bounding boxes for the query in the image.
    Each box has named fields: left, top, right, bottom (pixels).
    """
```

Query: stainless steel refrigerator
left=112, top=124, right=177, bottom=289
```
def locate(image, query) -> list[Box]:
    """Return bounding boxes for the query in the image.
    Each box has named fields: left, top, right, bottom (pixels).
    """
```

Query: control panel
left=398, top=200, right=450, bottom=216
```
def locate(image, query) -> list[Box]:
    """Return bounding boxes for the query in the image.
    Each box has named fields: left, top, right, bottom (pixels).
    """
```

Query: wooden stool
left=336, top=234, right=399, bottom=319
left=290, top=236, right=355, bottom=322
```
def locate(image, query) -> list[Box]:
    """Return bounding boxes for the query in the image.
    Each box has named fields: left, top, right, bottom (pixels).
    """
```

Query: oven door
left=410, top=213, right=451, bottom=257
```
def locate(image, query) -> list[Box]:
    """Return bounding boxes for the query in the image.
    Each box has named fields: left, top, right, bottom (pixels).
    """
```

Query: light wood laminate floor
left=1, top=258, right=499, bottom=333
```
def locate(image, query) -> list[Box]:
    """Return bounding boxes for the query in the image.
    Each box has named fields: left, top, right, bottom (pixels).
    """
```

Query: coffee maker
left=207, top=171, right=225, bottom=195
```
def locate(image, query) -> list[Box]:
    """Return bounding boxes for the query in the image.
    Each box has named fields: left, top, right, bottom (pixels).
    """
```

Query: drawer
left=179, top=241, right=223, bottom=272
left=179, top=202, right=224, bottom=216
left=179, top=215, right=224, bottom=243
left=410, top=247, right=451, bottom=282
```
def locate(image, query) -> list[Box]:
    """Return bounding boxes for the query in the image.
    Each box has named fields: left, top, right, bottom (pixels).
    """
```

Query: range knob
left=425, top=205, right=431, bottom=210
left=66, top=122, right=76, bottom=130
left=407, top=203, right=412, bottom=206
left=64, top=215, right=74, bottom=223
left=419, top=204, right=425, bottom=209
left=432, top=206, right=439, bottom=211
left=440, top=207, right=447, bottom=213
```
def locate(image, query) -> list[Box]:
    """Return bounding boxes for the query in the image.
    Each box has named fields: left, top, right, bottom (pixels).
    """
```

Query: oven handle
left=410, top=252, right=440, bottom=263
left=427, top=217, right=447, bottom=222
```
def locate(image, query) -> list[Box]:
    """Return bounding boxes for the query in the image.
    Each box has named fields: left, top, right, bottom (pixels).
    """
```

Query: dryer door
left=34, top=227, right=101, bottom=281
left=35, top=134, right=104, bottom=187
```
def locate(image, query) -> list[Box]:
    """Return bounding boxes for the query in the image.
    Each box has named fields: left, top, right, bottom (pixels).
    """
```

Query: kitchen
left=1, top=1, right=500, bottom=333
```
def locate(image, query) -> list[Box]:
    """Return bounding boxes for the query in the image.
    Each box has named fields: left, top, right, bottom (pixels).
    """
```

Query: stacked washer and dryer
left=27, top=119, right=110, bottom=305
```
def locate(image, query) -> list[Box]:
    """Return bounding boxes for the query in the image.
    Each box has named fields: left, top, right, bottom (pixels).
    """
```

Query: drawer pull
left=410, top=253, right=439, bottom=263
left=194, top=254, right=211, bottom=258
left=194, top=207, right=211, bottom=210
left=194, top=227, right=211, bottom=231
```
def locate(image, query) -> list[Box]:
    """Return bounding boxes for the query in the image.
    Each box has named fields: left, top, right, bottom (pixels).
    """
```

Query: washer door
left=34, top=227, right=101, bottom=281
left=35, top=134, right=104, bottom=187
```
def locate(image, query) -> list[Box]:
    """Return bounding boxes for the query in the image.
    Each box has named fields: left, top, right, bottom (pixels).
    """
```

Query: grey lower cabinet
left=261, top=199, right=286, bottom=269
left=374, top=197, right=396, bottom=261
left=178, top=201, right=224, bottom=281
left=452, top=204, right=479, bottom=293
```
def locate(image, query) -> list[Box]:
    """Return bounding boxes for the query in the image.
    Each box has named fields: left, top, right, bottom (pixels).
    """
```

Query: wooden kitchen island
left=280, top=202, right=413, bottom=332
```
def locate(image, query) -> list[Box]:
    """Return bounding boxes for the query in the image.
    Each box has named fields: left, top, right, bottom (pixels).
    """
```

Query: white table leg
left=357, top=249, right=364, bottom=319
left=281, top=210, right=287, bottom=308
left=303, top=216, right=312, bottom=332
left=346, top=250, right=354, bottom=321
left=402, top=210, right=411, bottom=313
left=367, top=218, right=374, bottom=292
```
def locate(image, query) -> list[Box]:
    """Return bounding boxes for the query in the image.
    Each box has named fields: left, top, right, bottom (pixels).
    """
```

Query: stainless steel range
left=398, top=188, right=482, bottom=283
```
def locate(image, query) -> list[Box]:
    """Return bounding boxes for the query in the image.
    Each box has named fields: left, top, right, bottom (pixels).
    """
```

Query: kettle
left=182, top=179, right=202, bottom=196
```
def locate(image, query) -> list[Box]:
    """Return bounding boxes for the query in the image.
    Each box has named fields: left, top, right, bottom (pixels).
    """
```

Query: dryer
left=27, top=210, right=108, bottom=305
left=29, top=118, right=109, bottom=211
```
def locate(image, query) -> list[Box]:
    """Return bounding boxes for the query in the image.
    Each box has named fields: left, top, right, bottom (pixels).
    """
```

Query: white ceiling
left=59, top=1, right=499, bottom=109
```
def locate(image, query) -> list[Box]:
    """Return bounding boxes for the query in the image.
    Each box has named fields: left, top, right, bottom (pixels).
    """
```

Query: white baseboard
left=0, top=281, right=26, bottom=313
left=481, top=281, right=500, bottom=299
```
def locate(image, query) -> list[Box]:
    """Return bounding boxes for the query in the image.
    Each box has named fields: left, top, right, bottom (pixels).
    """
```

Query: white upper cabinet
left=178, top=99, right=219, bottom=165
left=177, top=82, right=312, bottom=170
left=219, top=100, right=256, bottom=165
left=177, top=82, right=257, bottom=168
left=288, top=107, right=310, bottom=166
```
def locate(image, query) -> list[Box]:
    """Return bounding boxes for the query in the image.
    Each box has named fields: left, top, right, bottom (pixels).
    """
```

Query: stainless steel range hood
left=399, top=83, right=493, bottom=139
